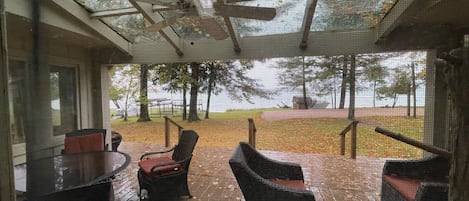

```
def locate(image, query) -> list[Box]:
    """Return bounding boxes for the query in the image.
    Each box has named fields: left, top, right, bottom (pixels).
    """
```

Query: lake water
left=134, top=87, right=426, bottom=113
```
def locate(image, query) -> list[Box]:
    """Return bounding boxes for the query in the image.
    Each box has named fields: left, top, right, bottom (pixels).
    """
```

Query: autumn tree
left=188, top=62, right=200, bottom=122
left=274, top=56, right=316, bottom=109
left=348, top=55, right=356, bottom=120
left=154, top=63, right=190, bottom=120
left=313, top=56, right=347, bottom=109
left=137, top=64, right=152, bottom=122
left=198, top=60, right=271, bottom=119
left=376, top=69, right=411, bottom=108
left=362, top=61, right=388, bottom=108
left=110, top=64, right=140, bottom=121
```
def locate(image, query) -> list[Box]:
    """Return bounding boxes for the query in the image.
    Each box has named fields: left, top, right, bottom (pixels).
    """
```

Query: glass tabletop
left=17, top=151, right=130, bottom=197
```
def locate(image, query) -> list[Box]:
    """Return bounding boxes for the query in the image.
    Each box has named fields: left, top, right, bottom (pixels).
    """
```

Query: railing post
left=340, top=133, right=345, bottom=156
left=178, top=126, right=183, bottom=138
left=351, top=120, right=358, bottom=159
left=164, top=116, right=170, bottom=147
left=248, top=118, right=256, bottom=148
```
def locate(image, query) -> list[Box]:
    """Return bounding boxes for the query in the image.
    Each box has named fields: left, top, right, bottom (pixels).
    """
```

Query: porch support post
left=101, top=65, right=112, bottom=149
left=423, top=50, right=450, bottom=153
left=0, top=0, right=16, bottom=200
left=90, top=63, right=112, bottom=149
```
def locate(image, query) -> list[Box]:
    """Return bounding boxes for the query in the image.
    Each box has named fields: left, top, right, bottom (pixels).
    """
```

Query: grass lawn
left=111, top=108, right=424, bottom=159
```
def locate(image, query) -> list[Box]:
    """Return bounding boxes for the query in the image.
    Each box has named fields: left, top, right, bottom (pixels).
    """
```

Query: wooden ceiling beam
left=129, top=0, right=183, bottom=56
left=299, top=0, right=318, bottom=50
left=90, top=5, right=172, bottom=19
left=223, top=16, right=241, bottom=53
left=375, top=0, right=441, bottom=43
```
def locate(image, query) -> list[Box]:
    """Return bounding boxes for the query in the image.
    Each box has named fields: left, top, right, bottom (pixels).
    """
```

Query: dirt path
left=261, top=108, right=424, bottom=121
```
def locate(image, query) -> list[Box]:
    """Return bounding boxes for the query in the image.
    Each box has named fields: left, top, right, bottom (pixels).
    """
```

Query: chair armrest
left=233, top=164, right=314, bottom=201
left=255, top=159, right=304, bottom=181
left=150, top=154, right=192, bottom=173
left=140, top=146, right=176, bottom=160
left=415, top=182, right=449, bottom=201
left=383, top=155, right=449, bottom=180
left=232, top=143, right=304, bottom=180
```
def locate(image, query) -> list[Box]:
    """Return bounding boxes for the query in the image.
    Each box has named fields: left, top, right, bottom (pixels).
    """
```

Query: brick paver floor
left=113, top=142, right=386, bottom=201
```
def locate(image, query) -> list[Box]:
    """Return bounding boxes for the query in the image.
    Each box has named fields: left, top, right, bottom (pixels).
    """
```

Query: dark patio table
left=16, top=151, right=130, bottom=200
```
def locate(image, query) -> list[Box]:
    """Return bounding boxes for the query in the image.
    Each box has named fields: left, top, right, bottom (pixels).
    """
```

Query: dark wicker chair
left=229, top=142, right=315, bottom=201
left=36, top=180, right=114, bottom=201
left=64, top=128, right=108, bottom=154
left=137, top=130, right=199, bottom=201
left=381, top=155, right=450, bottom=201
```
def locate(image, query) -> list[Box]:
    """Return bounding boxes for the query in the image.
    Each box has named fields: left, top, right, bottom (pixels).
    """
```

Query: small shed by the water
left=292, top=96, right=316, bottom=109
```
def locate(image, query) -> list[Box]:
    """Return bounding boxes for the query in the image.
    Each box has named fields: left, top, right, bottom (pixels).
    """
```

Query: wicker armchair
left=381, top=155, right=450, bottom=201
left=137, top=130, right=199, bottom=201
left=229, top=142, right=315, bottom=201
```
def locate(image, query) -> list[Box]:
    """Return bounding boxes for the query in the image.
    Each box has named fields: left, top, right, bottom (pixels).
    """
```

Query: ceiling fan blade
left=214, top=4, right=276, bottom=20
left=224, top=0, right=254, bottom=3
left=199, top=18, right=229, bottom=40
left=146, top=16, right=179, bottom=32
left=135, top=0, right=178, bottom=8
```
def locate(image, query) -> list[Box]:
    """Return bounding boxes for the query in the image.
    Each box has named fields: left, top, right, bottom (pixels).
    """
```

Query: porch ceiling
left=5, top=0, right=469, bottom=64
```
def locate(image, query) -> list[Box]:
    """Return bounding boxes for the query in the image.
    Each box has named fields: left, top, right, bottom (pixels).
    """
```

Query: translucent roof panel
left=312, top=0, right=397, bottom=31
left=233, top=0, right=307, bottom=37
left=232, top=0, right=397, bottom=37
left=74, top=0, right=399, bottom=43
left=101, top=14, right=164, bottom=43
left=74, top=0, right=133, bottom=12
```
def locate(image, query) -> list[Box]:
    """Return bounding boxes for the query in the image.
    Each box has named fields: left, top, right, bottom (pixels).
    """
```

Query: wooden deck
left=113, top=142, right=386, bottom=201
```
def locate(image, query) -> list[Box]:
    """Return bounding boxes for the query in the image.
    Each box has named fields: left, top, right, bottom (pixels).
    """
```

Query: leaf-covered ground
left=112, top=110, right=424, bottom=159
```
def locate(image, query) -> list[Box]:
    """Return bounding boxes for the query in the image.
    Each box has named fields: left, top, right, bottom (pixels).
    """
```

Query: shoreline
left=261, top=107, right=425, bottom=121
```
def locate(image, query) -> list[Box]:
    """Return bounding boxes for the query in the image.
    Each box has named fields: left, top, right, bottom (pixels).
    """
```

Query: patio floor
left=113, top=142, right=386, bottom=201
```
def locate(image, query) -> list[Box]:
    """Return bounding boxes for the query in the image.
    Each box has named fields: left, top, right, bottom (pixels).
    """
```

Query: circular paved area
left=261, top=108, right=424, bottom=121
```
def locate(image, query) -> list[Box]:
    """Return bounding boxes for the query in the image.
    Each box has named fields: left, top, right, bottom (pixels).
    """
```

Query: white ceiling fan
left=136, top=0, right=277, bottom=40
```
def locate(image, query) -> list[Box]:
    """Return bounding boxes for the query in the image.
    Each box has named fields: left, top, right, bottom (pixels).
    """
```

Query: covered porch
left=1, top=0, right=469, bottom=200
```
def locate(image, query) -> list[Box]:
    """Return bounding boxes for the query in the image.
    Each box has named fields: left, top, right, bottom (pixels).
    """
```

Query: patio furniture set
left=136, top=136, right=450, bottom=201
left=15, top=128, right=128, bottom=201
left=16, top=128, right=450, bottom=201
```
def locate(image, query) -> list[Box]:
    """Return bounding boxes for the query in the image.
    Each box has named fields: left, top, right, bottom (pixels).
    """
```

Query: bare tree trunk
left=138, top=64, right=151, bottom=122
left=182, top=87, right=187, bottom=121
left=411, top=62, right=417, bottom=118
left=111, top=100, right=121, bottom=110
left=348, top=55, right=355, bottom=120
left=302, top=56, right=308, bottom=109
left=373, top=81, right=377, bottom=108
left=407, top=83, right=411, bottom=117
left=437, top=47, right=469, bottom=201
left=188, top=63, right=200, bottom=122
left=205, top=80, right=213, bottom=119
left=339, top=56, right=348, bottom=109
left=182, top=65, right=188, bottom=121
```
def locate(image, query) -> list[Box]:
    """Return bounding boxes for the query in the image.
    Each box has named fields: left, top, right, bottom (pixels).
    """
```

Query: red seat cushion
left=270, top=178, right=307, bottom=190
left=383, top=175, right=423, bottom=201
left=64, top=133, right=104, bottom=154
left=138, top=157, right=182, bottom=176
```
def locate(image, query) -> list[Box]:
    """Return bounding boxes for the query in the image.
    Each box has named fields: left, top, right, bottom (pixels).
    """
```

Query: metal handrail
left=375, top=127, right=452, bottom=160
left=164, top=116, right=184, bottom=147
left=339, top=120, right=358, bottom=159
